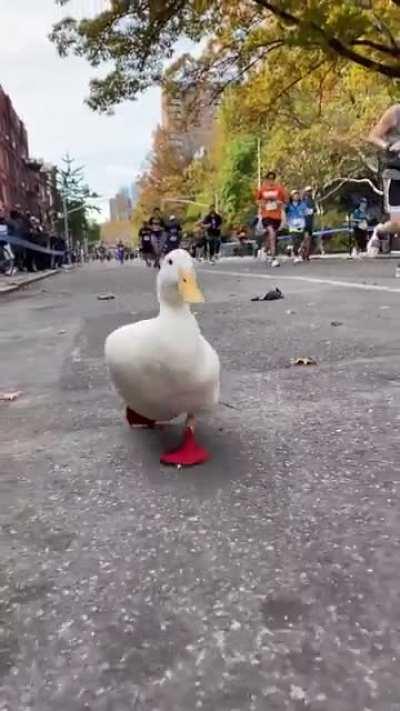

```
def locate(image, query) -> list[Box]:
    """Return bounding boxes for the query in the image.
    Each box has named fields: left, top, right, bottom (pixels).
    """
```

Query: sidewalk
left=0, top=269, right=59, bottom=295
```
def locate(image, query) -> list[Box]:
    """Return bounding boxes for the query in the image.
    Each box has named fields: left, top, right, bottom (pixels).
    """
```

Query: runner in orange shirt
left=256, top=171, right=289, bottom=267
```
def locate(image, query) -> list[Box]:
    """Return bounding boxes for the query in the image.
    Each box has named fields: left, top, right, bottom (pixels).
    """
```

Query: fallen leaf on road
left=97, top=293, right=115, bottom=301
left=331, top=320, right=343, bottom=327
left=291, top=357, right=317, bottom=367
left=0, top=391, right=22, bottom=402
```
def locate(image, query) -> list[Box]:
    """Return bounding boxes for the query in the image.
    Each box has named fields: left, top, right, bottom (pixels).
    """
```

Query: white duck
left=105, top=249, right=220, bottom=466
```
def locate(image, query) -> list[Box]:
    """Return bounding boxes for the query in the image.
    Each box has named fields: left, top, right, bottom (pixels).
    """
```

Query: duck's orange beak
left=178, top=269, right=205, bottom=304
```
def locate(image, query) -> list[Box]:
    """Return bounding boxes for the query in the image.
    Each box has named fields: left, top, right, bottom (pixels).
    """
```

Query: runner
left=165, top=215, right=182, bottom=254
left=256, top=171, right=288, bottom=268
left=138, top=220, right=154, bottom=267
left=149, top=207, right=166, bottom=231
left=116, top=240, right=125, bottom=265
left=367, top=104, right=400, bottom=242
left=149, top=208, right=167, bottom=269
left=202, top=206, right=223, bottom=262
left=302, top=186, right=317, bottom=261
left=286, top=190, right=307, bottom=263
left=98, top=241, right=106, bottom=263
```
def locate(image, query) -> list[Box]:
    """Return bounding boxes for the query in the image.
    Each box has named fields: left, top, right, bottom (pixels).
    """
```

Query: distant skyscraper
left=109, top=190, right=132, bottom=222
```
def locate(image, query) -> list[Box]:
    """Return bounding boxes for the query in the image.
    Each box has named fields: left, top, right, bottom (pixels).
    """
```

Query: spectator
left=351, top=198, right=369, bottom=254
left=256, top=171, right=288, bottom=268
left=0, top=204, right=15, bottom=276
left=302, top=186, right=317, bottom=260
left=0, top=203, right=10, bottom=243
left=55, top=236, right=66, bottom=268
left=202, top=205, right=223, bottom=262
left=189, top=227, right=205, bottom=260
left=8, top=206, right=25, bottom=271
left=237, top=226, right=251, bottom=256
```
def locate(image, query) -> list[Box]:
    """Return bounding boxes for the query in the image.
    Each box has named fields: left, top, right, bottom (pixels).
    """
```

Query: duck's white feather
left=105, top=250, right=220, bottom=422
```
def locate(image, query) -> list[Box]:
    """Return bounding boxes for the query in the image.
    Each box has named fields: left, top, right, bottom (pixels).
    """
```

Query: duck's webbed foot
left=160, top=415, right=210, bottom=467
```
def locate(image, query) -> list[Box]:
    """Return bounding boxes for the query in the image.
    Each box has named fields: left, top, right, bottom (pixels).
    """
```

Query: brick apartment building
left=0, top=84, right=58, bottom=230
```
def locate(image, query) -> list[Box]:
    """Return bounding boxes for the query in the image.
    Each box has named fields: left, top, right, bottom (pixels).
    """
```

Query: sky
left=0, top=0, right=161, bottom=219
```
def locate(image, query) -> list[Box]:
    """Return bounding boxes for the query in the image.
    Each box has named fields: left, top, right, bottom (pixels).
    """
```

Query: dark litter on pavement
left=251, top=288, right=284, bottom=302
left=291, top=357, right=318, bottom=367
left=97, top=293, right=115, bottom=301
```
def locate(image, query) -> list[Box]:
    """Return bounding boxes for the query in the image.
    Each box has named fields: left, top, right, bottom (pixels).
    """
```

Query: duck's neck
left=159, top=299, right=193, bottom=320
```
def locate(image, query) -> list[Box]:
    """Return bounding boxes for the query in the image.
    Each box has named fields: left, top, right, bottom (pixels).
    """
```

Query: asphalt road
left=1, top=257, right=400, bottom=711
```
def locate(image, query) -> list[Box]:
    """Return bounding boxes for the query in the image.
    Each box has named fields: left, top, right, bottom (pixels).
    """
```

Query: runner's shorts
left=384, top=176, right=400, bottom=216
left=262, top=217, right=281, bottom=232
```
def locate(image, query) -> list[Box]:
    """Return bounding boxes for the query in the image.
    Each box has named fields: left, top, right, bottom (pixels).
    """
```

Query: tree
left=87, top=220, right=101, bottom=243
left=58, top=154, right=99, bottom=243
left=131, top=106, right=198, bottom=231
left=51, top=1, right=400, bottom=112
left=158, top=58, right=393, bottom=222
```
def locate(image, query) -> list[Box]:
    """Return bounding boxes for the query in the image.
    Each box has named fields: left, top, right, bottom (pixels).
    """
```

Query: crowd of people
left=135, top=174, right=384, bottom=270
left=253, top=173, right=318, bottom=267
left=0, top=202, right=66, bottom=276
left=2, top=106, right=398, bottom=277
left=137, top=206, right=224, bottom=266
left=138, top=208, right=183, bottom=268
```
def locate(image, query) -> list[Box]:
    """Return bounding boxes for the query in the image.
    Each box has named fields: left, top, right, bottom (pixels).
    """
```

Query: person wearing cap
left=302, top=186, right=317, bottom=260
left=351, top=198, right=369, bottom=254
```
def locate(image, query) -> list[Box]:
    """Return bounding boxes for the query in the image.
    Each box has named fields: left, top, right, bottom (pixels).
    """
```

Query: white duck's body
left=105, top=249, right=220, bottom=423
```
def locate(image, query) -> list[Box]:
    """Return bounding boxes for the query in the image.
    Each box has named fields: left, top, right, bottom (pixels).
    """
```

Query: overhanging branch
left=253, top=0, right=400, bottom=78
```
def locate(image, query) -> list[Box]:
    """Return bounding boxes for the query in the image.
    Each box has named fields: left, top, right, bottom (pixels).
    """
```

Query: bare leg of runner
left=372, top=178, right=400, bottom=237
left=268, top=226, right=280, bottom=266
left=301, top=230, right=312, bottom=260
left=268, top=226, right=277, bottom=258
left=374, top=215, right=400, bottom=235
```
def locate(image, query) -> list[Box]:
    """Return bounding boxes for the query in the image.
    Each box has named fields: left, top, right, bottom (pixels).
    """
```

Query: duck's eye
left=168, top=259, right=173, bottom=265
